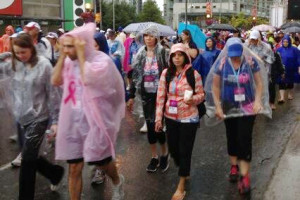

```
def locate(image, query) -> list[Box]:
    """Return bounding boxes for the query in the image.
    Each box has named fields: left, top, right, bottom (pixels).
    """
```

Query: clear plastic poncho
left=204, top=38, right=271, bottom=126
left=0, top=54, right=16, bottom=134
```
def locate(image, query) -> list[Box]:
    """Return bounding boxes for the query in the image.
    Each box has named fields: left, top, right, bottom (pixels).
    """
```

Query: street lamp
left=252, top=16, right=257, bottom=27
left=113, top=0, right=115, bottom=30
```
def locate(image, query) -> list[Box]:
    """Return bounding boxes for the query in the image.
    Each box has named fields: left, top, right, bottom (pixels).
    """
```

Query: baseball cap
left=46, top=32, right=58, bottom=39
left=25, top=22, right=41, bottom=31
left=249, top=30, right=260, bottom=40
left=228, top=43, right=243, bottom=57
left=10, top=33, right=19, bottom=38
left=58, top=28, right=65, bottom=33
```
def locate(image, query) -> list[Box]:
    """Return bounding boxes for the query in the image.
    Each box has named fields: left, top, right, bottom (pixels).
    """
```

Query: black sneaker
left=146, top=158, right=159, bottom=172
left=159, top=154, right=169, bottom=173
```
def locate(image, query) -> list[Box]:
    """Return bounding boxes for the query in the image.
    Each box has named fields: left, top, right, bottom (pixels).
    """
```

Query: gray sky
left=155, top=0, right=164, bottom=11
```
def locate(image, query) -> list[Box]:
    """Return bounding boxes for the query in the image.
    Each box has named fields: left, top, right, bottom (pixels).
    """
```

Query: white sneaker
left=11, top=153, right=22, bottom=167
left=9, top=134, right=18, bottom=142
left=111, top=174, right=125, bottom=200
left=91, top=169, right=106, bottom=185
left=140, top=122, right=147, bottom=133
left=50, top=184, right=58, bottom=191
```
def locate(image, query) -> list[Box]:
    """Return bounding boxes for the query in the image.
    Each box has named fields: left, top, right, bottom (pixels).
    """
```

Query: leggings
left=142, top=94, right=166, bottom=145
left=165, top=118, right=198, bottom=177
left=224, top=116, right=256, bottom=162
left=269, top=81, right=276, bottom=104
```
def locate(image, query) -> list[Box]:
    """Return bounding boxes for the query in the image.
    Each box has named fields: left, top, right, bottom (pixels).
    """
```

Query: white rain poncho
left=0, top=57, right=14, bottom=115
left=204, top=38, right=271, bottom=126
left=0, top=53, right=16, bottom=134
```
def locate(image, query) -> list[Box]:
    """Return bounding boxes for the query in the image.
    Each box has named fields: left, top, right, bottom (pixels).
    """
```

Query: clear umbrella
left=251, top=24, right=276, bottom=32
left=280, top=21, right=300, bottom=29
left=207, top=23, right=236, bottom=31
left=283, top=26, right=300, bottom=33
left=123, top=22, right=176, bottom=36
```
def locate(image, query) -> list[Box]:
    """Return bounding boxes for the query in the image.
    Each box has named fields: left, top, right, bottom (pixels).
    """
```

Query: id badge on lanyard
left=231, top=65, right=245, bottom=102
left=144, top=75, right=156, bottom=89
left=234, top=87, right=245, bottom=102
left=169, top=100, right=178, bottom=114
left=168, top=74, right=182, bottom=115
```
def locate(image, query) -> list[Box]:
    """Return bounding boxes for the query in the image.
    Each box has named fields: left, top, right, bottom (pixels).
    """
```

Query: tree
left=230, top=12, right=269, bottom=30
left=101, top=1, right=137, bottom=30
left=137, top=0, right=165, bottom=24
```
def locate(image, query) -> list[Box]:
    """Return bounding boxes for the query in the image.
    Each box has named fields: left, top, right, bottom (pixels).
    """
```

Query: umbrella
left=280, top=21, right=300, bottom=29
left=178, top=23, right=206, bottom=49
left=207, top=23, right=236, bottom=31
left=251, top=24, right=276, bottom=32
left=283, top=26, right=300, bottom=33
left=123, top=22, right=176, bottom=36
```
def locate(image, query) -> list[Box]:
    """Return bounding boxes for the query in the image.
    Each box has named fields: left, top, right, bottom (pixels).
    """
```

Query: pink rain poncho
left=0, top=25, right=14, bottom=53
left=122, top=37, right=133, bottom=73
left=55, top=23, right=125, bottom=162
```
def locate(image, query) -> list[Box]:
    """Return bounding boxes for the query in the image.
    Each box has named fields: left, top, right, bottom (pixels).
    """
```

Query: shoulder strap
left=185, top=67, right=196, bottom=93
left=166, top=67, right=196, bottom=93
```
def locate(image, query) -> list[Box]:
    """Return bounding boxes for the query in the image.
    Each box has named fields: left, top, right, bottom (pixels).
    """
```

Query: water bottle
left=43, top=129, right=54, bottom=155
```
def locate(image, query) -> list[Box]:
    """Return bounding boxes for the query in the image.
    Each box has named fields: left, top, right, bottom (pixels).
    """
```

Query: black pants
left=224, top=116, right=256, bottom=162
left=269, top=81, right=276, bottom=104
left=142, top=94, right=166, bottom=145
left=19, top=120, right=62, bottom=200
left=279, top=83, right=294, bottom=90
left=165, top=118, right=198, bottom=177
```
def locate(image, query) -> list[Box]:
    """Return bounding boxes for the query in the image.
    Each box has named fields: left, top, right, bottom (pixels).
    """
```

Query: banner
left=0, top=0, right=22, bottom=16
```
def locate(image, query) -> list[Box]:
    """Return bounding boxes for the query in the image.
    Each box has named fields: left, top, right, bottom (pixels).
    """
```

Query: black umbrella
left=283, top=26, right=300, bottom=33
left=207, top=23, right=236, bottom=31
left=280, top=21, right=300, bottom=29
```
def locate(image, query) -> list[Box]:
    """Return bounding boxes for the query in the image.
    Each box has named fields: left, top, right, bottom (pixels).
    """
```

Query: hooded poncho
left=0, top=25, right=15, bottom=53
left=55, top=23, right=125, bottom=162
left=277, top=35, right=300, bottom=84
left=193, top=37, right=221, bottom=85
left=204, top=38, right=271, bottom=126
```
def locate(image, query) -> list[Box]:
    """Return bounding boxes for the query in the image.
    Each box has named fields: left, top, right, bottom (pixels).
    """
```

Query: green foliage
left=137, top=0, right=165, bottom=24
left=101, top=1, right=137, bottom=30
left=229, top=12, right=269, bottom=30
left=219, top=16, right=231, bottom=24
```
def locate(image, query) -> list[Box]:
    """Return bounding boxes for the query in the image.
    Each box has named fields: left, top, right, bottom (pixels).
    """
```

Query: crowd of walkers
left=0, top=20, right=300, bottom=200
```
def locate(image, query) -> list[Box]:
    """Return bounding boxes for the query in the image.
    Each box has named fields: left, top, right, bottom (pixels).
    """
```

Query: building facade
left=164, top=0, right=284, bottom=29
left=0, top=0, right=64, bottom=34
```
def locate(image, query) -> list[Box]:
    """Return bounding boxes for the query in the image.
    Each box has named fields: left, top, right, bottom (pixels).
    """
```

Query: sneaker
left=140, top=122, right=148, bottom=133
left=111, top=174, right=125, bottom=200
left=50, top=165, right=65, bottom=191
left=238, top=174, right=251, bottom=195
left=91, top=169, right=105, bottom=185
left=9, top=134, right=18, bottom=142
left=159, top=154, right=169, bottom=173
left=229, top=165, right=239, bottom=183
left=11, top=153, right=22, bottom=167
left=146, top=157, right=159, bottom=172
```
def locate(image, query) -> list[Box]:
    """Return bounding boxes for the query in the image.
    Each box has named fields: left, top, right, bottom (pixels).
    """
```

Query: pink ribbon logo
left=64, top=81, right=76, bottom=105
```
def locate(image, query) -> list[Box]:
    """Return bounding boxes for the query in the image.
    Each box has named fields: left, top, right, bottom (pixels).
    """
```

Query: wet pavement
left=0, top=85, right=299, bottom=200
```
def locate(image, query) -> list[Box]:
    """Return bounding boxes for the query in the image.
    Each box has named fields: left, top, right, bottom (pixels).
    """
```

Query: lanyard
left=229, top=58, right=242, bottom=87
left=171, top=72, right=183, bottom=96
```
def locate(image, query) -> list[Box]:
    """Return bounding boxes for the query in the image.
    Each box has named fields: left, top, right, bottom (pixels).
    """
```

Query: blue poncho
left=277, top=35, right=300, bottom=83
left=94, top=32, right=109, bottom=55
left=192, top=37, right=221, bottom=85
